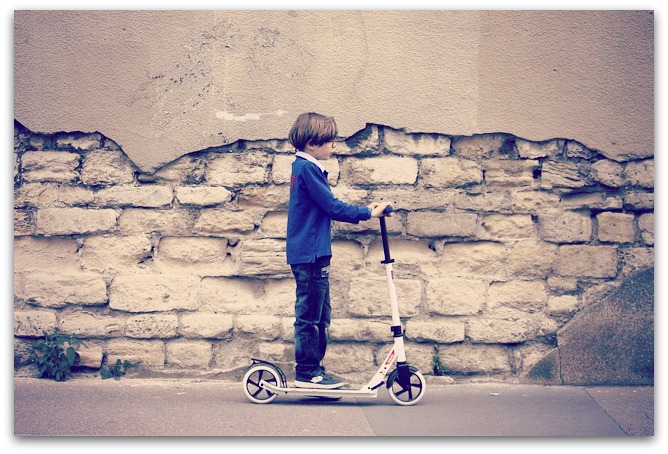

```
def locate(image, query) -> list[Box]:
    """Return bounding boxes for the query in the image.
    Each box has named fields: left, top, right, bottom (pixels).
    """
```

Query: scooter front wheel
left=242, top=364, right=281, bottom=404
left=387, top=367, right=426, bottom=406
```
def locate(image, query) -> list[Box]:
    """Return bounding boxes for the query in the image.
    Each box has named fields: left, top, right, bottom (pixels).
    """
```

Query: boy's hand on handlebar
left=369, top=202, right=392, bottom=218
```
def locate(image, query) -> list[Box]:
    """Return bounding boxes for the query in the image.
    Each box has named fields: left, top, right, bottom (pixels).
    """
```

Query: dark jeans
left=291, top=255, right=331, bottom=377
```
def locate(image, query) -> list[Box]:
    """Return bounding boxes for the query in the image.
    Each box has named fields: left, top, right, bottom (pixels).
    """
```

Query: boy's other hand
left=369, top=202, right=392, bottom=218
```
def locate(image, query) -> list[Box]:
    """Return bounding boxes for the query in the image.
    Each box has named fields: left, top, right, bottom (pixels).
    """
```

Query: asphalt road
left=12, top=377, right=653, bottom=437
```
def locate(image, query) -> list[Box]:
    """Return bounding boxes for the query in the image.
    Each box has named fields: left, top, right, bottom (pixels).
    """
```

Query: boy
left=286, top=112, right=390, bottom=389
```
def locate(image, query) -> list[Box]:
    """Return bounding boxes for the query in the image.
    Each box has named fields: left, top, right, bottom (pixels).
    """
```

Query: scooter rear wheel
left=242, top=364, right=281, bottom=404
left=387, top=368, right=426, bottom=406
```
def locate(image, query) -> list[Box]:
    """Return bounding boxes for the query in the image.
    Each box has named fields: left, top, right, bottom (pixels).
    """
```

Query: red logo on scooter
left=385, top=350, right=395, bottom=365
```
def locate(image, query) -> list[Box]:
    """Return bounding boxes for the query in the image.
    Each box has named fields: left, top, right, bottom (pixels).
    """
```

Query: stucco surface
left=14, top=10, right=653, bottom=172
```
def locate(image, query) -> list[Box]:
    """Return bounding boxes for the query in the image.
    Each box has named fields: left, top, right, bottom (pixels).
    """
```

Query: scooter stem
left=379, top=206, right=403, bottom=331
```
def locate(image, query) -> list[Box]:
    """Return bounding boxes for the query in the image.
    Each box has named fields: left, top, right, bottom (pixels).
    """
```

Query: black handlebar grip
left=383, top=205, right=394, bottom=215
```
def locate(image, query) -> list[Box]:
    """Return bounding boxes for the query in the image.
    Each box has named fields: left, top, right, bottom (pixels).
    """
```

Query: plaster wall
left=14, top=10, right=653, bottom=172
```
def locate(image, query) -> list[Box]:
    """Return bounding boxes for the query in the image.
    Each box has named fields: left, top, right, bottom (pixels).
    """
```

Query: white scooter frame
left=242, top=206, right=426, bottom=406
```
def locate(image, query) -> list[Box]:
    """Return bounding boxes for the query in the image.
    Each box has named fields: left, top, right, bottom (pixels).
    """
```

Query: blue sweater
left=286, top=155, right=371, bottom=264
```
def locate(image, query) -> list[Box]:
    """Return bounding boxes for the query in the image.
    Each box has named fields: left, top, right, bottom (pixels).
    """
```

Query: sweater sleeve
left=302, top=163, right=371, bottom=223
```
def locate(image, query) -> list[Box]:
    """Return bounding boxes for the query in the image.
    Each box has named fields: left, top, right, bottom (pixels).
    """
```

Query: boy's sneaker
left=294, top=369, right=345, bottom=389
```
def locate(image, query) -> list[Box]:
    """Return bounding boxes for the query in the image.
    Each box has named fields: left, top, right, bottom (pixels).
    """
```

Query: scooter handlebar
left=379, top=205, right=393, bottom=264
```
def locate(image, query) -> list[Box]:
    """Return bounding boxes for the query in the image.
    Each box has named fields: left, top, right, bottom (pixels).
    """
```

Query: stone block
left=95, top=185, right=173, bottom=208
left=619, top=248, right=653, bottom=277
left=511, top=190, right=561, bottom=214
left=624, top=159, right=654, bottom=188
left=22, top=151, right=80, bottom=183
left=59, top=311, right=124, bottom=337
left=345, top=157, right=418, bottom=185
left=180, top=313, right=234, bottom=339
left=14, top=310, right=57, bottom=336
left=405, top=318, right=466, bottom=343
left=237, top=186, right=290, bottom=209
left=507, top=240, right=557, bottom=279
left=237, top=239, right=290, bottom=277
left=559, top=192, right=622, bottom=210
left=539, top=210, right=592, bottom=243
left=541, top=161, right=587, bottom=189
left=340, top=124, right=380, bottom=156
left=467, top=314, right=535, bottom=343
left=481, top=214, right=534, bottom=239
left=17, top=271, right=108, bottom=308
left=55, top=133, right=103, bottom=151
left=406, top=211, right=478, bottom=237
left=439, top=242, right=506, bottom=279
left=36, top=207, right=117, bottom=235
left=426, top=278, right=486, bottom=315
left=212, top=339, right=261, bottom=370
left=597, top=212, right=635, bottom=243
left=591, top=159, right=624, bottom=187
left=157, top=237, right=230, bottom=267
left=16, top=183, right=95, bottom=208
left=263, top=279, right=298, bottom=317
left=484, top=159, right=539, bottom=186
left=637, top=213, right=654, bottom=246
left=557, top=245, right=618, bottom=278
left=14, top=236, right=80, bottom=272
left=81, top=235, right=153, bottom=273
left=421, top=157, right=483, bottom=188
left=109, top=274, right=200, bottom=312
left=81, top=150, right=136, bottom=185
left=14, top=209, right=33, bottom=235
left=348, top=276, right=421, bottom=318
left=153, top=156, right=206, bottom=185
left=194, top=209, right=258, bottom=234
left=235, top=315, right=282, bottom=341
left=454, top=191, right=514, bottom=213
left=76, top=345, right=104, bottom=368
left=199, top=277, right=264, bottom=314
left=451, top=134, right=506, bottom=159
left=259, top=211, right=287, bottom=238
left=175, top=186, right=233, bottom=206
left=382, top=128, right=451, bottom=156
left=322, top=343, right=376, bottom=376
left=206, top=152, right=271, bottom=186
left=438, top=343, right=512, bottom=374
left=488, top=280, right=548, bottom=312
left=515, top=138, right=564, bottom=159
left=104, top=339, right=165, bottom=369
left=370, top=187, right=457, bottom=211
left=126, top=314, right=179, bottom=338
left=547, top=295, right=580, bottom=315
left=623, top=191, right=653, bottom=210
left=166, top=340, right=213, bottom=368
left=120, top=208, right=194, bottom=235
left=366, top=239, right=439, bottom=274
left=329, top=319, right=390, bottom=342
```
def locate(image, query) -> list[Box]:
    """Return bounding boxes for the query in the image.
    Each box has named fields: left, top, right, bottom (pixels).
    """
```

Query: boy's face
left=306, top=140, right=336, bottom=161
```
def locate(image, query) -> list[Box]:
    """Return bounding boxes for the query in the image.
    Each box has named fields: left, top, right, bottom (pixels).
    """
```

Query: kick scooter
left=242, top=206, right=426, bottom=406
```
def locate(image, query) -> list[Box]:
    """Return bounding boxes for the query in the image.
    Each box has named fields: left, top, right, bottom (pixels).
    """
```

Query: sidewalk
left=13, top=376, right=653, bottom=437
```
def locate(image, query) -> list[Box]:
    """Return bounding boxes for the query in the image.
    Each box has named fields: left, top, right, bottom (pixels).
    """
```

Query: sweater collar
left=295, top=151, right=327, bottom=174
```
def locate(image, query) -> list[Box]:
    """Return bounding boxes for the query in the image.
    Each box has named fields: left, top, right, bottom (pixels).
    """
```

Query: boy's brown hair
left=288, top=112, right=338, bottom=151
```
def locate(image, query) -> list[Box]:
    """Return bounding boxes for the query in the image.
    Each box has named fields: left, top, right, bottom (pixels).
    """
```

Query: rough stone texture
left=13, top=124, right=653, bottom=384
left=528, top=268, right=653, bottom=385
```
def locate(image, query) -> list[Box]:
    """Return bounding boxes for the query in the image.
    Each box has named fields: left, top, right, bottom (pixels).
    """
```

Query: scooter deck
left=261, top=381, right=380, bottom=399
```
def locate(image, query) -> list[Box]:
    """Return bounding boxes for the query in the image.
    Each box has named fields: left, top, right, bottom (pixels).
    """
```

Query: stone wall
left=13, top=121, right=654, bottom=383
